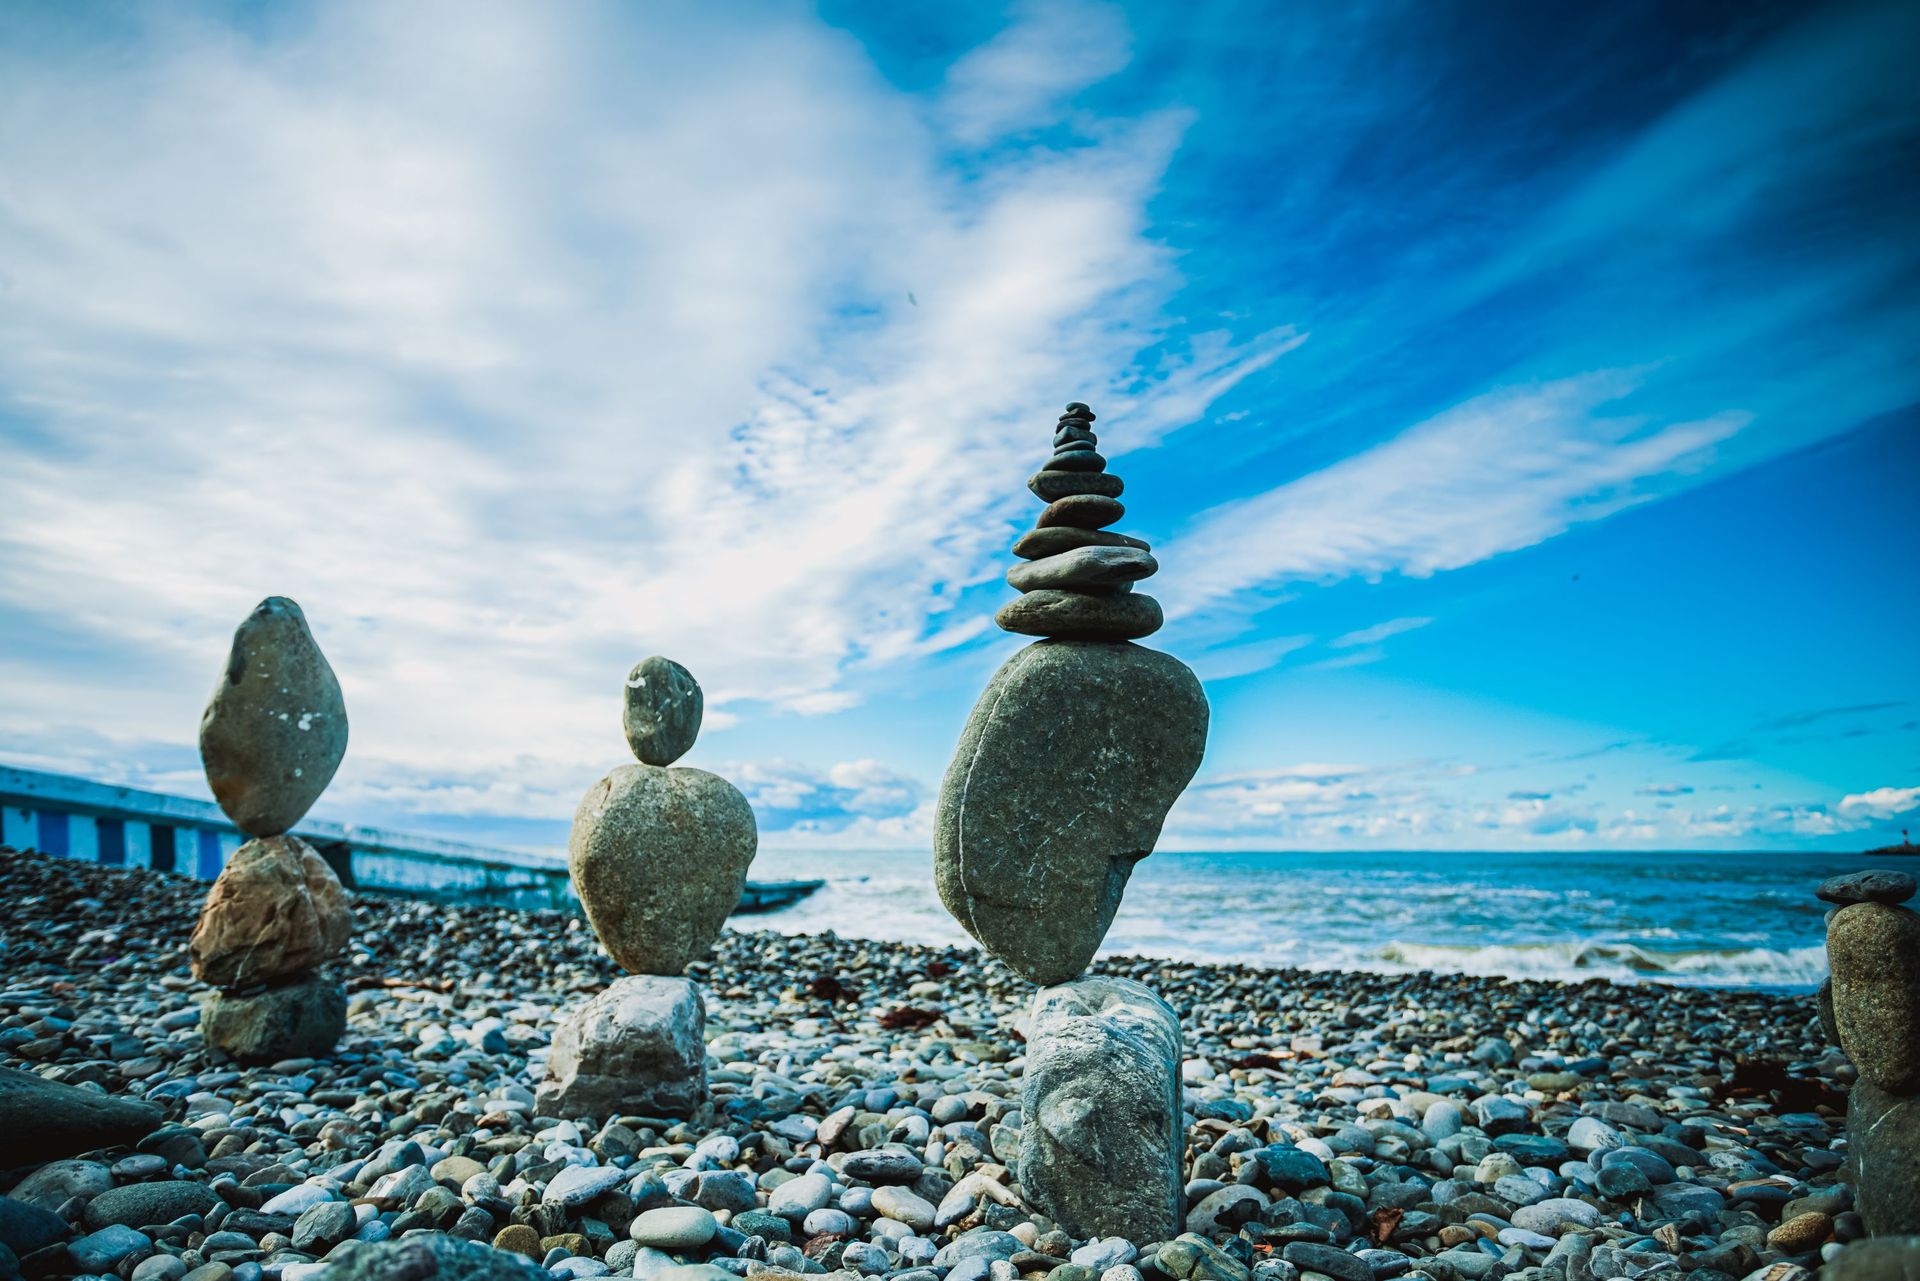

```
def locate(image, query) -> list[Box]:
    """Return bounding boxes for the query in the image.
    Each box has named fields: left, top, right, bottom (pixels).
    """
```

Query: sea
left=729, top=848, right=1885, bottom=992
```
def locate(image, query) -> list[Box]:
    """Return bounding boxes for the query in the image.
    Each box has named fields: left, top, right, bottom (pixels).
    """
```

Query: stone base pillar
left=1018, top=975, right=1181, bottom=1242
left=537, top=975, right=707, bottom=1120
left=202, top=972, right=346, bottom=1063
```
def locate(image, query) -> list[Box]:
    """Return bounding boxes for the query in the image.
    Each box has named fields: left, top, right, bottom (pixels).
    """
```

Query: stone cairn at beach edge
left=537, top=656, right=759, bottom=1120
left=1817, top=868, right=1920, bottom=1242
left=934, top=403, right=1210, bottom=1246
left=189, top=597, right=354, bottom=1063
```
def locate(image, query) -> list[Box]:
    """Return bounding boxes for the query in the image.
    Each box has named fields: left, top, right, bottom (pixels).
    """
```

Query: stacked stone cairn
left=538, top=656, right=758, bottom=1120
left=1818, top=868, right=1920, bottom=1265
left=934, top=403, right=1209, bottom=1246
left=190, top=597, right=353, bottom=1062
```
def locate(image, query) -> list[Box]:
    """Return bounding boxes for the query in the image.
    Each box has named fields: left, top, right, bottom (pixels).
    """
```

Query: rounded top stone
left=1061, top=402, right=1095, bottom=420
left=1818, top=868, right=1917, bottom=906
left=623, top=656, right=704, bottom=766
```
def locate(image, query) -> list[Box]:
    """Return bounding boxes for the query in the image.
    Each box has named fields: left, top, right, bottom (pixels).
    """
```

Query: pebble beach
left=0, top=846, right=1860, bottom=1281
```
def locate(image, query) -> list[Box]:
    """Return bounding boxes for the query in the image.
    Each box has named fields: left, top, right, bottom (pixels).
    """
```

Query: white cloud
left=1330, top=616, right=1433, bottom=648
left=0, top=2, right=1284, bottom=798
left=1158, top=372, right=1746, bottom=619
left=940, top=0, right=1133, bottom=146
left=1840, top=786, right=1920, bottom=819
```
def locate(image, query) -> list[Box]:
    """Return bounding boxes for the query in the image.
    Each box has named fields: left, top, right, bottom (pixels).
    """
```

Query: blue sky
left=0, top=0, right=1914, bottom=853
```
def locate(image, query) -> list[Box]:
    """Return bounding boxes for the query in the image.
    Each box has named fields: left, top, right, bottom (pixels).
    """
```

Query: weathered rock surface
left=327, top=1233, right=545, bottom=1279
left=1043, top=449, right=1108, bottom=473
left=1019, top=976, right=1182, bottom=1243
left=201, top=972, right=346, bottom=1063
left=1013, top=527, right=1149, bottom=559
left=536, top=974, right=707, bottom=1119
left=1029, top=470, right=1124, bottom=502
left=569, top=765, right=757, bottom=975
left=1006, top=546, right=1158, bottom=594
left=936, top=641, right=1207, bottom=985
left=82, top=1181, right=220, bottom=1231
left=1827, top=1238, right=1920, bottom=1281
left=1849, top=1080, right=1920, bottom=1236
left=0, top=1066, right=161, bottom=1165
left=189, top=834, right=351, bottom=988
left=198, top=596, right=347, bottom=837
left=1821, top=869, right=1918, bottom=906
left=996, top=590, right=1164, bottom=642
left=624, top=656, right=704, bottom=767
left=1827, top=901, right=1920, bottom=1092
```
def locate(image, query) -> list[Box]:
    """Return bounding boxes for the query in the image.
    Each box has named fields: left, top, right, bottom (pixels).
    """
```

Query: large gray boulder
left=201, top=972, right=346, bottom=1063
left=1828, top=901, right=1920, bottom=1092
left=199, top=596, right=348, bottom=837
left=1018, top=976, right=1182, bottom=1243
left=537, top=975, right=707, bottom=1119
left=0, top=1068, right=161, bottom=1165
left=1849, top=1079, right=1920, bottom=1235
left=1826, top=1238, right=1920, bottom=1281
left=935, top=640, right=1207, bottom=985
left=326, top=1233, right=545, bottom=1279
left=569, top=765, right=757, bottom=975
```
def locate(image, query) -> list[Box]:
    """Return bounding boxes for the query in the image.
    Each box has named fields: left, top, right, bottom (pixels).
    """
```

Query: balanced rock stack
left=935, top=402, right=1208, bottom=1245
left=1820, top=868, right=1920, bottom=1237
left=997, top=402, right=1163, bottom=642
left=538, top=656, right=758, bottom=1120
left=190, top=597, right=353, bottom=1063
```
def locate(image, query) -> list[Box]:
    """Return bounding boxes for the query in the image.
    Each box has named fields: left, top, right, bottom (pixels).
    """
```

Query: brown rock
left=1767, top=1211, right=1832, bottom=1252
left=190, top=835, right=351, bottom=988
left=1036, top=494, right=1124, bottom=530
left=1827, top=902, right=1920, bottom=1092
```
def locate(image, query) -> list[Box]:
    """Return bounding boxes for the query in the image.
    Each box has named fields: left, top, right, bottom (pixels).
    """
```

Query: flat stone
left=996, top=590, right=1163, bottom=641
left=544, top=1164, right=626, bottom=1208
left=0, top=1195, right=69, bottom=1256
left=292, top=1200, right=357, bottom=1252
left=0, top=1067, right=162, bottom=1165
left=842, top=1149, right=925, bottom=1184
left=201, top=972, right=346, bottom=1063
left=935, top=641, right=1207, bottom=983
left=68, top=1224, right=151, bottom=1273
left=199, top=596, right=348, bottom=837
left=536, top=974, right=707, bottom=1119
left=1013, top=527, right=1150, bottom=560
left=629, top=1206, right=718, bottom=1250
left=1827, top=902, right=1920, bottom=1092
left=1029, top=471, right=1124, bottom=502
left=1281, top=1243, right=1370, bottom=1281
left=190, top=835, right=351, bottom=988
left=623, top=656, right=704, bottom=767
left=872, top=1185, right=937, bottom=1232
left=1820, top=870, right=1918, bottom=906
left=1037, top=493, right=1124, bottom=530
left=1007, top=547, right=1157, bottom=595
left=1848, top=1079, right=1920, bottom=1235
left=1055, top=425, right=1097, bottom=448
left=84, top=1180, right=220, bottom=1230
left=1019, top=977, right=1182, bottom=1243
left=1044, top=450, right=1108, bottom=473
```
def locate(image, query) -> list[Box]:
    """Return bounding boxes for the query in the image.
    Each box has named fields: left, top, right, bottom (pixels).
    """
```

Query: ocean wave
left=1369, top=938, right=1827, bottom=988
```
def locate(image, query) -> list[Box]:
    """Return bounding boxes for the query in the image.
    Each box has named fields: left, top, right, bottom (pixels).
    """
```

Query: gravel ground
left=0, top=847, right=1855, bottom=1281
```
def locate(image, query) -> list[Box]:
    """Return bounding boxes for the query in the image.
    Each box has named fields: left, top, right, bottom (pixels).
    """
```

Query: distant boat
left=732, top=878, right=825, bottom=914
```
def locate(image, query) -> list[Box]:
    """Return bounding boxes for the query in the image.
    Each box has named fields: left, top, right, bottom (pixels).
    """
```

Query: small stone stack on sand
left=997, top=402, right=1164, bottom=642
left=538, top=656, right=757, bottom=1120
left=1820, top=869, right=1920, bottom=1240
left=190, top=597, right=352, bottom=1062
left=935, top=402, right=1208, bottom=1245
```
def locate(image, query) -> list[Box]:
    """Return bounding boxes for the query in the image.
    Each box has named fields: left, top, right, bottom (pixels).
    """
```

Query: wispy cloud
left=1330, top=616, right=1433, bottom=649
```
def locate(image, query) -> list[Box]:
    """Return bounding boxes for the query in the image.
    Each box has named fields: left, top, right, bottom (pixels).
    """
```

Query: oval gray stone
left=1020, top=976, right=1182, bottom=1243
left=1820, top=869, right=1918, bottom=906
left=569, top=764, right=758, bottom=974
left=199, top=597, right=347, bottom=837
left=201, top=972, right=346, bottom=1063
left=935, top=641, right=1207, bottom=984
left=624, top=656, right=704, bottom=767
left=1013, top=526, right=1150, bottom=560
left=997, top=590, right=1163, bottom=641
left=1007, top=547, right=1157, bottom=594
left=537, top=974, right=707, bottom=1120
left=1828, top=902, right=1920, bottom=1092
left=1037, top=494, right=1124, bottom=530
left=1029, top=470, right=1124, bottom=502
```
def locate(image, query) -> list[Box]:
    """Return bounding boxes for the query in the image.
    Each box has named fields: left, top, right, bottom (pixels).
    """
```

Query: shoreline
left=1, top=846, right=1854, bottom=1281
